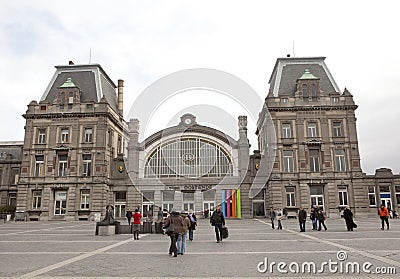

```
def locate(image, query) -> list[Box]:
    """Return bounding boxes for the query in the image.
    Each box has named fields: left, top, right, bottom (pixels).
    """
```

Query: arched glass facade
left=145, top=137, right=233, bottom=178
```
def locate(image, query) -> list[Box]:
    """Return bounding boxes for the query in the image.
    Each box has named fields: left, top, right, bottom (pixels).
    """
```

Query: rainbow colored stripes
left=221, top=188, right=241, bottom=218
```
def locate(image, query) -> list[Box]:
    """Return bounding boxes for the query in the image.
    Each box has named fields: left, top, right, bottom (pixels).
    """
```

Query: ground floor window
left=80, top=190, right=90, bottom=209
left=285, top=187, right=296, bottom=207
left=338, top=186, right=348, bottom=207
left=8, top=192, right=17, bottom=207
left=54, top=191, right=67, bottom=215
left=32, top=190, right=42, bottom=209
left=368, top=186, right=376, bottom=206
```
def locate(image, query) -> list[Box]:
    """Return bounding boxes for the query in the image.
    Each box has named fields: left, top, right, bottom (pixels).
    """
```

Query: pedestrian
left=317, top=208, right=327, bottom=231
left=378, top=204, right=390, bottom=230
left=276, top=208, right=283, bottom=230
left=310, top=207, right=317, bottom=230
left=163, top=209, right=183, bottom=257
left=298, top=207, right=307, bottom=232
left=125, top=208, right=132, bottom=225
left=177, top=211, right=190, bottom=255
left=132, top=209, right=142, bottom=240
left=343, top=206, right=355, bottom=231
left=268, top=207, right=276, bottom=229
left=210, top=205, right=225, bottom=243
left=188, top=209, right=197, bottom=241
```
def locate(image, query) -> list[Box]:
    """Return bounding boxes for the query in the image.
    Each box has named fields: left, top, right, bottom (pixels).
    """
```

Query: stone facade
left=0, top=57, right=398, bottom=220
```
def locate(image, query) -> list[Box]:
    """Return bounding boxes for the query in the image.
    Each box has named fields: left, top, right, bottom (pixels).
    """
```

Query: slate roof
left=268, top=57, right=340, bottom=96
left=40, top=64, right=118, bottom=112
left=0, top=142, right=23, bottom=161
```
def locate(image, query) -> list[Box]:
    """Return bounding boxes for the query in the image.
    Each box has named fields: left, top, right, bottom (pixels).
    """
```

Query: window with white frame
left=368, top=186, right=376, bottom=206
left=283, top=150, right=294, bottom=172
left=80, top=189, right=90, bottom=209
left=338, top=186, right=348, bottom=206
left=35, top=155, right=44, bottom=177
left=307, top=122, right=317, bottom=138
left=162, top=191, right=174, bottom=212
left=82, top=154, right=92, bottom=177
left=11, top=168, right=19, bottom=185
left=286, top=187, right=296, bottom=207
left=60, top=128, right=69, bottom=143
left=37, top=128, right=46, bottom=144
left=58, top=154, right=68, bottom=177
left=54, top=191, right=67, bottom=215
left=332, top=121, right=343, bottom=137
left=309, top=149, right=320, bottom=172
left=32, top=190, right=42, bottom=209
left=84, top=128, right=93, bottom=143
left=182, top=192, right=195, bottom=212
left=334, top=149, right=347, bottom=172
left=282, top=123, right=292, bottom=138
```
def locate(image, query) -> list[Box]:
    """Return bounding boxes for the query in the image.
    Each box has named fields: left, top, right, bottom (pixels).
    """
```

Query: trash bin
left=141, top=221, right=153, bottom=233
left=6, top=214, right=11, bottom=222
left=154, top=221, right=163, bottom=234
left=15, top=211, right=25, bottom=221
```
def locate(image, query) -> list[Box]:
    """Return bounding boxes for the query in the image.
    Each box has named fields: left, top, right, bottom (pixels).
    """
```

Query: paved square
left=0, top=217, right=399, bottom=278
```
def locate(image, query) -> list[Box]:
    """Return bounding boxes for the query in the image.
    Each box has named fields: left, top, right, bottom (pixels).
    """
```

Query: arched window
left=311, top=84, right=317, bottom=100
left=145, top=137, right=233, bottom=178
left=302, top=84, right=308, bottom=100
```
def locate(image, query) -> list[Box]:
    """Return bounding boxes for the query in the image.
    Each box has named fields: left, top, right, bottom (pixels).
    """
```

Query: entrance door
left=380, top=193, right=392, bottom=209
left=253, top=201, right=265, bottom=217
left=203, top=202, right=214, bottom=218
left=311, top=195, right=324, bottom=211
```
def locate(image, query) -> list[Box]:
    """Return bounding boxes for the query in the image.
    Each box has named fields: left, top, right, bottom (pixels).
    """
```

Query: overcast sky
left=0, top=0, right=399, bottom=175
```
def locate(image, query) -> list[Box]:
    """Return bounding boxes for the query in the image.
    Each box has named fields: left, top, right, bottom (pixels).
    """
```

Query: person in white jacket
left=276, top=208, right=283, bottom=230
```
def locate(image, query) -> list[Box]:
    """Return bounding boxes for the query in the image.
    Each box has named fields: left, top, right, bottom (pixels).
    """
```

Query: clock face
left=184, top=118, right=192, bottom=125
left=118, top=164, right=124, bottom=173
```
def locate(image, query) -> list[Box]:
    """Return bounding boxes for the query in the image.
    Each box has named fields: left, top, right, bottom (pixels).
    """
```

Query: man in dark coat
left=210, top=205, right=225, bottom=243
left=343, top=206, right=355, bottom=231
left=298, top=207, right=307, bottom=232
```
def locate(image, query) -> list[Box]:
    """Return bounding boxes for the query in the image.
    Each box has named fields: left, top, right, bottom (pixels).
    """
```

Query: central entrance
left=310, top=185, right=324, bottom=211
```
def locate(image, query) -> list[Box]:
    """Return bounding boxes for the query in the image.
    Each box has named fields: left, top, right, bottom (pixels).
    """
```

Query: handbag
left=164, top=217, right=174, bottom=234
left=221, top=226, right=229, bottom=239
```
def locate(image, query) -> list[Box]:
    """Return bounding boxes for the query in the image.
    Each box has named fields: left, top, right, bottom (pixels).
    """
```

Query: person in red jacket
left=132, top=209, right=142, bottom=239
left=378, top=204, right=390, bottom=230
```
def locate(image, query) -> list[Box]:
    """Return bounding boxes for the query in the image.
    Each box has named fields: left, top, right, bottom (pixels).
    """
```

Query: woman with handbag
left=163, top=209, right=184, bottom=257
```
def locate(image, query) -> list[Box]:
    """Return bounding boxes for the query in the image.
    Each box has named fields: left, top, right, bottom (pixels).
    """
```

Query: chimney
left=117, top=79, right=124, bottom=116
left=69, top=61, right=74, bottom=65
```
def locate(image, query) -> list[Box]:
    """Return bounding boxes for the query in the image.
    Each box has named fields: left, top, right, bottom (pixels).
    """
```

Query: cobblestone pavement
left=0, top=217, right=399, bottom=278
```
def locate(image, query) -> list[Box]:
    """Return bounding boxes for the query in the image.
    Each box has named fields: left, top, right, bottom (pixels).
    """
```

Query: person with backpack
left=177, top=211, right=190, bottom=255
left=210, top=205, right=225, bottom=243
left=378, top=204, right=390, bottom=230
left=188, top=209, right=197, bottom=241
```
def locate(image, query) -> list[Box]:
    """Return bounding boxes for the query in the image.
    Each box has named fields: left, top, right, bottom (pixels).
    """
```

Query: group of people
left=268, top=206, right=328, bottom=232
left=162, top=209, right=197, bottom=257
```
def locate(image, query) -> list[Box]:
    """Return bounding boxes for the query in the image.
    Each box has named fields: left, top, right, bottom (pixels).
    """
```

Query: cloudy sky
left=0, top=0, right=399, bottom=174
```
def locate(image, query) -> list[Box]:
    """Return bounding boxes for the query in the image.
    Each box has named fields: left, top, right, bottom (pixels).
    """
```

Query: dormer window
left=297, top=69, right=320, bottom=101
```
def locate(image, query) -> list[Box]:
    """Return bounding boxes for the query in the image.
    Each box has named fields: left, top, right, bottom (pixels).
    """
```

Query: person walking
left=268, top=207, right=276, bottom=229
left=132, top=209, right=142, bottom=240
left=317, top=208, right=327, bottom=231
left=310, top=207, right=318, bottom=230
left=125, top=208, right=132, bottom=225
left=378, top=204, right=390, bottom=230
left=276, top=208, right=283, bottom=230
left=210, top=205, right=225, bottom=243
left=163, top=209, right=184, bottom=257
left=177, top=212, right=190, bottom=255
left=298, top=207, right=307, bottom=232
left=188, top=209, right=197, bottom=241
left=343, top=206, right=355, bottom=231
